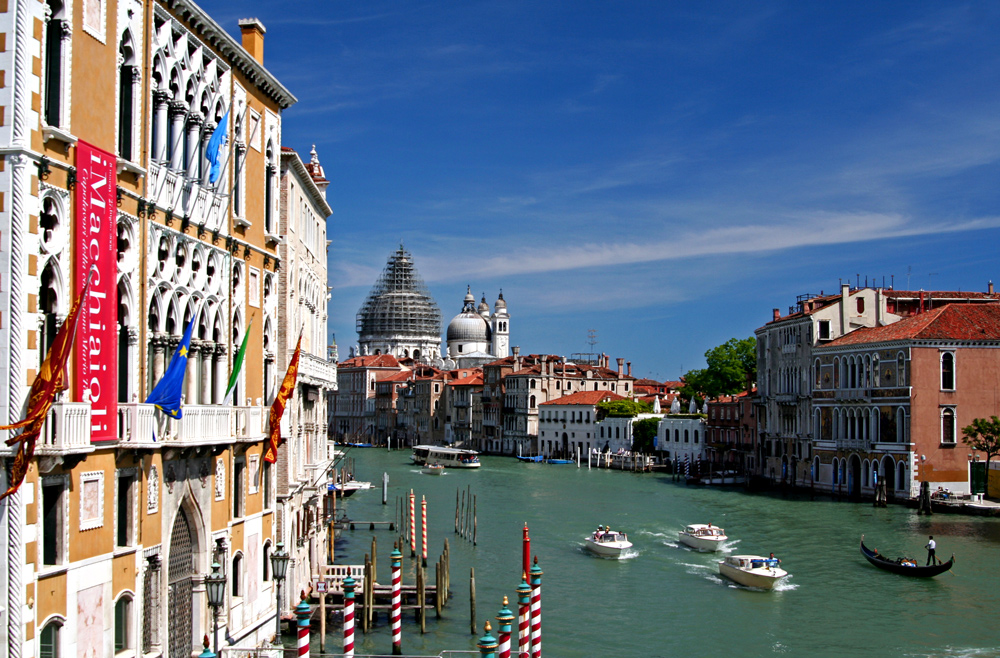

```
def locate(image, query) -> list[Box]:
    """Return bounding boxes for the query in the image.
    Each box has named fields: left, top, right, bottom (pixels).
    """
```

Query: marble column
left=168, top=101, right=187, bottom=171
left=214, top=343, right=227, bottom=404
left=201, top=123, right=215, bottom=186
left=151, top=332, right=167, bottom=386
left=126, top=327, right=139, bottom=403
left=200, top=340, right=213, bottom=404
left=185, top=341, right=201, bottom=406
left=152, top=91, right=169, bottom=162
left=186, top=113, right=203, bottom=180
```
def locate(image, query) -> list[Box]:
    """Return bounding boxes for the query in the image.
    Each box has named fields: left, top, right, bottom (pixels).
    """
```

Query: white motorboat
left=411, top=445, right=481, bottom=469
left=678, top=523, right=728, bottom=551
left=331, top=480, right=372, bottom=497
left=421, top=463, right=445, bottom=475
left=584, top=527, right=633, bottom=558
left=718, top=555, right=788, bottom=590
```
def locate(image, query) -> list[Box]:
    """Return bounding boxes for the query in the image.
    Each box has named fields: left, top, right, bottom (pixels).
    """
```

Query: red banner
left=264, top=336, right=302, bottom=463
left=75, top=141, right=118, bottom=441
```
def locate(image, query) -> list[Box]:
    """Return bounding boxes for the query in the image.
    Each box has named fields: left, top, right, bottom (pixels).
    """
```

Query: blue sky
left=203, top=1, right=1000, bottom=380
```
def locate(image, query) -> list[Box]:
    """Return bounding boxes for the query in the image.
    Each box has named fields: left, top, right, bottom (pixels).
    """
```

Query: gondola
left=860, top=536, right=954, bottom=577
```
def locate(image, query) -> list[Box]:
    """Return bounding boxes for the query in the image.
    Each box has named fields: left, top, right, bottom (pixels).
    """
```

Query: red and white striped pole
left=516, top=574, right=531, bottom=658
left=390, top=545, right=403, bottom=655
left=295, top=594, right=312, bottom=658
left=342, top=575, right=357, bottom=657
left=421, top=495, right=428, bottom=566
left=529, top=558, right=543, bottom=658
left=409, top=489, right=416, bottom=557
left=496, top=596, right=515, bottom=658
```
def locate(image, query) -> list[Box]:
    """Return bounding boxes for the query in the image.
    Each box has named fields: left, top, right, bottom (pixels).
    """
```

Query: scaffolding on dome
left=356, top=246, right=442, bottom=340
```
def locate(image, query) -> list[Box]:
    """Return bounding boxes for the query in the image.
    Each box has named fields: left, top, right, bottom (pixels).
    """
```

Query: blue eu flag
left=206, top=109, right=229, bottom=184
left=145, top=319, right=195, bottom=418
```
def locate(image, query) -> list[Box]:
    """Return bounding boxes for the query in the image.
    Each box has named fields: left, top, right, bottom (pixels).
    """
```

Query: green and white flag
left=223, top=317, right=253, bottom=406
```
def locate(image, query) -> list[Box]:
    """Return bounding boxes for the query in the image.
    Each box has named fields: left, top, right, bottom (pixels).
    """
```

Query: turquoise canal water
left=321, top=450, right=1000, bottom=658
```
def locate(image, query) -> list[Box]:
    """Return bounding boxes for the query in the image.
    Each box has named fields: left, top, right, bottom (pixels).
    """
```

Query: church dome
left=494, top=290, right=507, bottom=313
left=447, top=313, right=490, bottom=342
left=447, top=287, right=491, bottom=342
left=478, top=294, right=490, bottom=318
left=356, top=246, right=442, bottom=342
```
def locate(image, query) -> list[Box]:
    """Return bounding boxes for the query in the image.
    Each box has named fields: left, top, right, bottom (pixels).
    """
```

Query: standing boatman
left=925, top=535, right=939, bottom=565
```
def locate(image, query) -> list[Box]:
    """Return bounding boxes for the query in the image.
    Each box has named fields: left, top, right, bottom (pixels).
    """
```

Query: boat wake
left=772, top=578, right=798, bottom=592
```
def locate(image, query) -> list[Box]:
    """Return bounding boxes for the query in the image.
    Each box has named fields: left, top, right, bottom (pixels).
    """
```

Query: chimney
left=772, top=308, right=780, bottom=322
left=627, top=361, right=632, bottom=377
left=238, top=18, right=267, bottom=65
left=840, top=283, right=850, bottom=335
left=513, top=346, right=521, bottom=371
left=990, top=280, right=995, bottom=295
left=919, top=290, right=925, bottom=314
left=617, top=358, right=624, bottom=377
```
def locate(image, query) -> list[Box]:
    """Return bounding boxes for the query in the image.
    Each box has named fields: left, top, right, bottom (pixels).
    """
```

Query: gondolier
left=860, top=536, right=953, bottom=577
left=925, top=536, right=939, bottom=566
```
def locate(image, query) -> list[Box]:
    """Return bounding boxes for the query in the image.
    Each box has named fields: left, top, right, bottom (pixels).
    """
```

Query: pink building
left=813, top=303, right=1000, bottom=498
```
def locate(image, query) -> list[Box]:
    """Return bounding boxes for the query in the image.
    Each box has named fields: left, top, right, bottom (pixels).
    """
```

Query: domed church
left=445, top=286, right=510, bottom=368
left=355, top=245, right=443, bottom=361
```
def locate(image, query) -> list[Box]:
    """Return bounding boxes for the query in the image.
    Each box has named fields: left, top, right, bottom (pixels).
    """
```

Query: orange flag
left=0, top=269, right=93, bottom=501
left=264, top=334, right=302, bottom=464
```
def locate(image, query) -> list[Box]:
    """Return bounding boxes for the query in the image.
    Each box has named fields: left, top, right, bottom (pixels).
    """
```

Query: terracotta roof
left=540, top=391, right=626, bottom=406
left=449, top=373, right=484, bottom=387
left=339, top=354, right=402, bottom=369
left=381, top=371, right=413, bottom=383
left=824, top=304, right=1000, bottom=346
left=883, top=290, right=1000, bottom=300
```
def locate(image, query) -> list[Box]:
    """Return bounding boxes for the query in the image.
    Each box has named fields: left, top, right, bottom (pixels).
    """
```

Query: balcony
left=35, top=401, right=95, bottom=457
left=151, top=405, right=266, bottom=447
left=117, top=403, right=158, bottom=448
left=299, top=353, right=336, bottom=388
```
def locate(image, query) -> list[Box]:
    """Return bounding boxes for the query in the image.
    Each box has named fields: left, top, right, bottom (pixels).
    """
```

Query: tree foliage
left=962, top=416, right=1000, bottom=499
left=632, top=417, right=660, bottom=453
left=596, top=399, right=651, bottom=420
left=680, top=336, right=757, bottom=401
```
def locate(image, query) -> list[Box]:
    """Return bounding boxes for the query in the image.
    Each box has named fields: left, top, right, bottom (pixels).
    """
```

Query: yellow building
left=0, top=1, right=310, bottom=656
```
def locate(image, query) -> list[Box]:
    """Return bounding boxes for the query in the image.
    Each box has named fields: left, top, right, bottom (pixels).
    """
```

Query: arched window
left=941, top=352, right=955, bottom=391
left=40, top=619, right=63, bottom=658
left=897, top=352, right=906, bottom=386
left=232, top=554, right=243, bottom=597
left=118, top=32, right=137, bottom=160
left=115, top=595, right=133, bottom=653
left=265, top=144, right=276, bottom=233
left=941, top=408, right=956, bottom=444
left=529, top=395, right=536, bottom=409
left=43, top=0, right=68, bottom=128
left=263, top=541, right=271, bottom=581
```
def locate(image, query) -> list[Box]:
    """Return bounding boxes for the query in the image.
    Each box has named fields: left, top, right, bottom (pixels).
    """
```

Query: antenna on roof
left=907, top=266, right=912, bottom=290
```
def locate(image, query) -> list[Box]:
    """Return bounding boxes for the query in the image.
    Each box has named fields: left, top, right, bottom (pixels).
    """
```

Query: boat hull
left=678, top=533, right=727, bottom=552
left=411, top=445, right=481, bottom=468
left=718, top=562, right=787, bottom=590
left=584, top=538, right=632, bottom=558
left=421, top=466, right=445, bottom=476
left=860, top=539, right=954, bottom=577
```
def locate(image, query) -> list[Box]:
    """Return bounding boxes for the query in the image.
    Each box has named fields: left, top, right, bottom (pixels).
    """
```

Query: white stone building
left=276, top=145, right=336, bottom=609
left=657, top=416, right=708, bottom=464
left=538, top=391, right=624, bottom=458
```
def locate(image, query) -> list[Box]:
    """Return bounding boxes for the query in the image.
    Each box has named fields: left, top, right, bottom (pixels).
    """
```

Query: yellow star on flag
left=179, top=346, right=188, bottom=357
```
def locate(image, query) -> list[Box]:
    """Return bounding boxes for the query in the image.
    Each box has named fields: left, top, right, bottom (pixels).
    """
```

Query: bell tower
left=491, top=290, right=510, bottom=358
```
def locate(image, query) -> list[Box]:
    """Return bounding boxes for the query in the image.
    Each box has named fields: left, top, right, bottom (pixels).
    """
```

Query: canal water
left=323, top=450, right=1000, bottom=658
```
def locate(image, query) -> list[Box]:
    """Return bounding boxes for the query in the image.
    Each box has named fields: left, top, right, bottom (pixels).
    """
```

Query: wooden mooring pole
left=470, top=567, right=477, bottom=635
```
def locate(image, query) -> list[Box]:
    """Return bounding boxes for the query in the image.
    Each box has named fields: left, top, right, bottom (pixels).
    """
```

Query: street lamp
left=205, top=562, right=227, bottom=657
left=270, top=542, right=290, bottom=647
